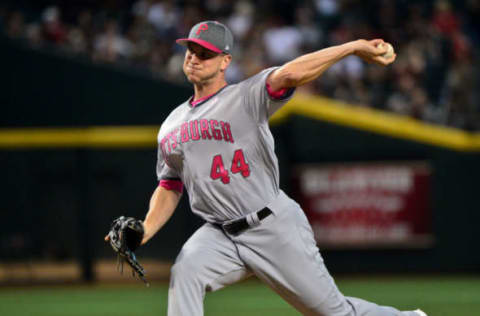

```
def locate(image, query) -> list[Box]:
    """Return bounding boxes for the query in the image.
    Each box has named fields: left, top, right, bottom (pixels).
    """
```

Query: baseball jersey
left=156, top=67, right=295, bottom=223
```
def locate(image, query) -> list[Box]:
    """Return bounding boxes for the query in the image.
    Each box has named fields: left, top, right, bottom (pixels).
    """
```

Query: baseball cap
left=176, top=21, right=234, bottom=55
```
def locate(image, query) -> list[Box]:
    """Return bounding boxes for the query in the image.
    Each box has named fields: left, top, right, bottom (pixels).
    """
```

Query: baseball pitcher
left=136, top=21, right=427, bottom=316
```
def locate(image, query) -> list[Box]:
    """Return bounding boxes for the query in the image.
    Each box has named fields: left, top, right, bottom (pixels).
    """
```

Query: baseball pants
left=168, top=191, right=419, bottom=316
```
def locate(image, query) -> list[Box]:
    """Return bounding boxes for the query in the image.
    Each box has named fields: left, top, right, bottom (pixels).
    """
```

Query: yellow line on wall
left=0, top=94, right=479, bottom=151
left=0, top=126, right=159, bottom=148
left=270, top=94, right=480, bottom=152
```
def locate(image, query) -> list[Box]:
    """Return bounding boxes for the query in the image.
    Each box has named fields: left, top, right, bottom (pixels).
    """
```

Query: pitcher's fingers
left=370, top=38, right=385, bottom=46
left=373, top=43, right=388, bottom=55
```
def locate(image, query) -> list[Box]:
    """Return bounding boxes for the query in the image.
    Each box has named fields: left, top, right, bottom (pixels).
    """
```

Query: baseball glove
left=108, top=216, right=149, bottom=286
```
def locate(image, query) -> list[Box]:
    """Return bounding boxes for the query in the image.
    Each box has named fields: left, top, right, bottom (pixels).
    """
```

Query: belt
left=222, top=207, right=273, bottom=235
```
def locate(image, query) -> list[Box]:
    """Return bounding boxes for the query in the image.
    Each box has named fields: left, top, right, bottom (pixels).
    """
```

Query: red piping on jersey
left=159, top=179, right=184, bottom=193
left=190, top=94, right=214, bottom=107
left=190, top=84, right=228, bottom=107
left=266, top=82, right=289, bottom=99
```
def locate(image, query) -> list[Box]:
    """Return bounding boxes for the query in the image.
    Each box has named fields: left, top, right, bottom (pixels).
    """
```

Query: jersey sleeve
left=156, top=140, right=183, bottom=193
left=241, top=67, right=295, bottom=123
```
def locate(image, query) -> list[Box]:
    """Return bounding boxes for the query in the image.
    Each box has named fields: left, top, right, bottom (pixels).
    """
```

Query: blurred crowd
left=1, top=0, right=479, bottom=130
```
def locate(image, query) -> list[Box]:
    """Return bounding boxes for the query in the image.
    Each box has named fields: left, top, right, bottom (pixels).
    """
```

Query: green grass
left=0, top=276, right=479, bottom=315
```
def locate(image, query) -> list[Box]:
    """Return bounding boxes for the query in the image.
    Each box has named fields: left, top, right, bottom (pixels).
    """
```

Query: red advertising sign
left=292, top=162, right=433, bottom=249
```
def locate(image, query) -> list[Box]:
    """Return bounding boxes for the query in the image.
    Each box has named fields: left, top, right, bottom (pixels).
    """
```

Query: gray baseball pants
left=168, top=191, right=418, bottom=316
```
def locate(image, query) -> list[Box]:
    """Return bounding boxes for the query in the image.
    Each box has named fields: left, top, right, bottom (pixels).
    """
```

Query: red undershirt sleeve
left=265, top=82, right=294, bottom=100
left=159, top=179, right=184, bottom=193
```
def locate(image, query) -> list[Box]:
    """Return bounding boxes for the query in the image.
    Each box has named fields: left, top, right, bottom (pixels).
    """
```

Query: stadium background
left=1, top=0, right=479, bottom=315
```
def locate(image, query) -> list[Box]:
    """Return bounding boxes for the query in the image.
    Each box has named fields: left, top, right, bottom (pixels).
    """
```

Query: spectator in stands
left=93, top=19, right=134, bottom=63
left=5, top=10, right=24, bottom=39
left=263, top=16, right=303, bottom=65
left=42, top=6, right=67, bottom=45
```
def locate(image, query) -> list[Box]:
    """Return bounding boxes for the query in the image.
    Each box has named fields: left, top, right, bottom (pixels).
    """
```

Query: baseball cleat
left=413, top=309, right=427, bottom=316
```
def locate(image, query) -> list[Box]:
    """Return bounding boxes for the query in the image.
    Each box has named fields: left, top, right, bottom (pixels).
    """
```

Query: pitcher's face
left=183, top=42, right=231, bottom=84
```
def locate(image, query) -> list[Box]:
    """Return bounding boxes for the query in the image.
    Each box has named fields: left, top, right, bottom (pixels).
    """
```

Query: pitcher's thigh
left=170, top=223, right=250, bottom=293
left=168, top=223, right=251, bottom=316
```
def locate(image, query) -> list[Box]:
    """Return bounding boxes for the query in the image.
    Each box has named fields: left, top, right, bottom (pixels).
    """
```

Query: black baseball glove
left=108, top=216, right=149, bottom=286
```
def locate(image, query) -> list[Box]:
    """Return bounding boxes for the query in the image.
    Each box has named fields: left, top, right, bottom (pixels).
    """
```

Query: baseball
left=377, top=42, right=394, bottom=59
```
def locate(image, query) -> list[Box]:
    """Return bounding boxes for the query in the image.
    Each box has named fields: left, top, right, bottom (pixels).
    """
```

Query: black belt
left=222, top=207, right=272, bottom=235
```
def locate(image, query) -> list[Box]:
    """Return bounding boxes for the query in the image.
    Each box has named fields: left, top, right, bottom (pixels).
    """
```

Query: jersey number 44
left=210, top=149, right=250, bottom=184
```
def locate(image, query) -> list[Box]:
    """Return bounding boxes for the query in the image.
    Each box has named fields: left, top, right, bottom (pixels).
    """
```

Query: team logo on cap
left=196, top=23, right=209, bottom=35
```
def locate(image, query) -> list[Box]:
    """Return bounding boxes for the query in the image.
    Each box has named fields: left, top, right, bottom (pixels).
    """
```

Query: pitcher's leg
left=168, top=223, right=250, bottom=316
left=234, top=204, right=407, bottom=316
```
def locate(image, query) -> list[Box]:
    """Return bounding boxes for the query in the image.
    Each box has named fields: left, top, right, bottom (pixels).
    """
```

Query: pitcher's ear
left=221, top=54, right=232, bottom=72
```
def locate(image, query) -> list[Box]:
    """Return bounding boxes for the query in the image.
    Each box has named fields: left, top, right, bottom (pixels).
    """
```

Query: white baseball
left=377, top=42, right=394, bottom=59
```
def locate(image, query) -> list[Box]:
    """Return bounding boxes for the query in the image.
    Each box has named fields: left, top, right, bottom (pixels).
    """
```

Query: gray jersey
left=156, top=67, right=294, bottom=223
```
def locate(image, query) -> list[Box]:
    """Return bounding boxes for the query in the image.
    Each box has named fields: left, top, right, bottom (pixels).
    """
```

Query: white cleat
left=413, top=309, right=427, bottom=316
